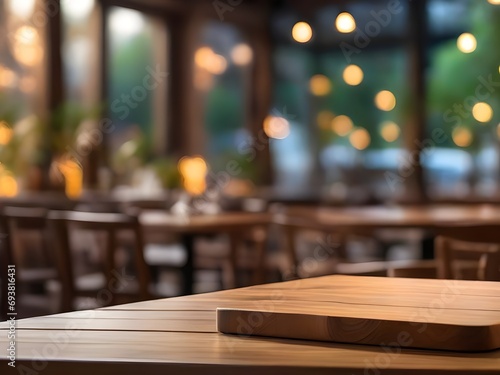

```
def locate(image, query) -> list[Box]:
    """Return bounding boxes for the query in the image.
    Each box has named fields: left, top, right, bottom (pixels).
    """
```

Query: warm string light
left=292, top=22, right=313, bottom=43
left=457, top=33, right=477, bottom=53
left=380, top=121, right=400, bottom=143
left=472, top=102, right=493, bottom=123
left=349, top=128, right=371, bottom=150
left=375, top=90, right=396, bottom=111
left=331, top=115, right=353, bottom=136
left=343, top=65, right=364, bottom=86
left=309, top=75, right=332, bottom=96
left=263, top=115, right=290, bottom=139
left=231, top=44, right=253, bottom=66
left=195, top=46, right=227, bottom=75
left=452, top=127, right=473, bottom=147
left=335, top=12, right=356, bottom=33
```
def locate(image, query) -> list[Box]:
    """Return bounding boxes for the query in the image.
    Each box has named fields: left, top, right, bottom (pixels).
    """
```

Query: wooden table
left=274, top=205, right=500, bottom=232
left=140, top=211, right=270, bottom=294
left=274, top=204, right=500, bottom=261
left=1, top=275, right=498, bottom=374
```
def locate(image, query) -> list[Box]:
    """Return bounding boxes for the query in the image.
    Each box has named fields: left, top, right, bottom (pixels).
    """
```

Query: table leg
left=226, top=233, right=239, bottom=289
left=181, top=234, right=194, bottom=295
left=421, top=235, right=435, bottom=260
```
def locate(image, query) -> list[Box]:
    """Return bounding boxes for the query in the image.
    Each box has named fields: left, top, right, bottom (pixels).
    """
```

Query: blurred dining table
left=1, top=275, right=498, bottom=374
left=140, top=211, right=271, bottom=294
left=273, top=204, right=500, bottom=232
left=273, top=204, right=500, bottom=263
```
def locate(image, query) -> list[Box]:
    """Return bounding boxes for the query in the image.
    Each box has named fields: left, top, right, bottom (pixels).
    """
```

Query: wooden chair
left=389, top=224, right=500, bottom=281
left=0, top=207, right=59, bottom=318
left=435, top=224, right=500, bottom=281
left=48, top=210, right=152, bottom=312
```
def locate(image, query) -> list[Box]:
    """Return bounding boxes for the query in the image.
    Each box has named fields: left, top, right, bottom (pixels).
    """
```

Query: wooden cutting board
left=217, top=276, right=500, bottom=352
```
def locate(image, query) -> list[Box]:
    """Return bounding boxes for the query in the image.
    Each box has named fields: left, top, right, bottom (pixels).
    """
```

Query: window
left=195, top=21, right=253, bottom=178
left=270, top=1, right=410, bottom=199
left=106, top=6, right=169, bottom=156
left=426, top=0, right=500, bottom=198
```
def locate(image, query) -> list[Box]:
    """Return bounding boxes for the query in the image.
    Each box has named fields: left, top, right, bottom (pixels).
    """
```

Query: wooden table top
left=140, top=211, right=270, bottom=233
left=1, top=276, right=499, bottom=374
left=274, top=204, right=500, bottom=232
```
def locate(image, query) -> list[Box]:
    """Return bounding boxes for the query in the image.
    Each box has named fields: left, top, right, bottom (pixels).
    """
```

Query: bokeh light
left=178, top=156, right=208, bottom=195
left=349, top=128, right=371, bottom=150
left=263, top=115, right=290, bottom=139
left=487, top=0, right=500, bottom=4
left=12, top=26, right=43, bottom=67
left=472, top=102, right=493, bottom=123
left=309, top=75, right=332, bottom=96
left=292, top=22, right=313, bottom=43
left=457, top=33, right=477, bottom=53
left=335, top=12, right=356, bottom=33
left=375, top=90, right=396, bottom=111
left=195, top=46, right=227, bottom=75
left=331, top=115, right=353, bottom=136
left=343, top=65, right=364, bottom=86
left=61, top=0, right=95, bottom=21
left=231, top=44, right=253, bottom=66
left=317, top=111, right=335, bottom=129
left=452, top=127, right=473, bottom=147
left=109, top=8, right=145, bottom=39
left=8, top=0, right=36, bottom=19
left=58, top=158, right=83, bottom=198
left=0, top=66, right=17, bottom=88
left=0, top=122, right=13, bottom=145
left=380, top=121, right=400, bottom=143
left=0, top=170, right=18, bottom=197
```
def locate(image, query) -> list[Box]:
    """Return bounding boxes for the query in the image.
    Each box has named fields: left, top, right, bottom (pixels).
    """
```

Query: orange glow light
left=178, top=156, right=208, bottom=195
left=310, top=75, right=332, bottom=96
left=263, top=115, right=290, bottom=139
left=0, top=122, right=13, bottom=145
left=331, top=115, right=353, bottom=136
left=292, top=22, right=313, bottom=43
left=375, top=90, right=396, bottom=111
left=58, top=158, right=83, bottom=198
left=349, top=128, right=371, bottom=150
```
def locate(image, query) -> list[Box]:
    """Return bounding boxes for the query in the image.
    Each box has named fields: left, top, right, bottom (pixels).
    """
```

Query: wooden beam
left=406, top=0, right=428, bottom=202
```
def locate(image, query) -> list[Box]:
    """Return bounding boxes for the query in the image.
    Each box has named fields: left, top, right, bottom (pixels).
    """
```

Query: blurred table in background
left=140, top=211, right=271, bottom=294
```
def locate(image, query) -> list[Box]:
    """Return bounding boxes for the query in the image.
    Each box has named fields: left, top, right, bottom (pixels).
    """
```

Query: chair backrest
left=435, top=224, right=500, bottom=281
left=1, top=206, right=52, bottom=268
left=48, top=210, right=151, bottom=310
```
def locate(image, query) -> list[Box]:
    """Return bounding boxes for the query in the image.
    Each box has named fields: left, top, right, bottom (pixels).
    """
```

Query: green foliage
left=149, top=157, right=181, bottom=189
left=427, top=2, right=500, bottom=150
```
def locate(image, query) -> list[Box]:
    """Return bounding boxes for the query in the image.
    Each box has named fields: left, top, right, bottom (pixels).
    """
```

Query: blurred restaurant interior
left=1, top=0, right=500, bottom=321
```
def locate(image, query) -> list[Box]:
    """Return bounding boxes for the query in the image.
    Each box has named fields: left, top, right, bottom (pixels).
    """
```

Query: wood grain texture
left=1, top=276, right=499, bottom=375
left=216, top=276, right=500, bottom=352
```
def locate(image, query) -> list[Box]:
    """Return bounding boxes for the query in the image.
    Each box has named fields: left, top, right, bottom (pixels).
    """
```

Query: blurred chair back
left=435, top=224, right=500, bottom=281
left=1, top=207, right=59, bottom=317
left=48, top=210, right=151, bottom=311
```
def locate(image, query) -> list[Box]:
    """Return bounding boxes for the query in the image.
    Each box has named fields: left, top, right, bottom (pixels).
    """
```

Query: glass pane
left=271, top=2, right=410, bottom=199
left=195, top=22, right=252, bottom=177
left=0, top=0, right=45, bottom=117
left=106, top=6, right=168, bottom=156
left=0, top=0, right=46, bottom=196
left=426, top=0, right=500, bottom=198
left=61, top=0, right=97, bottom=104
